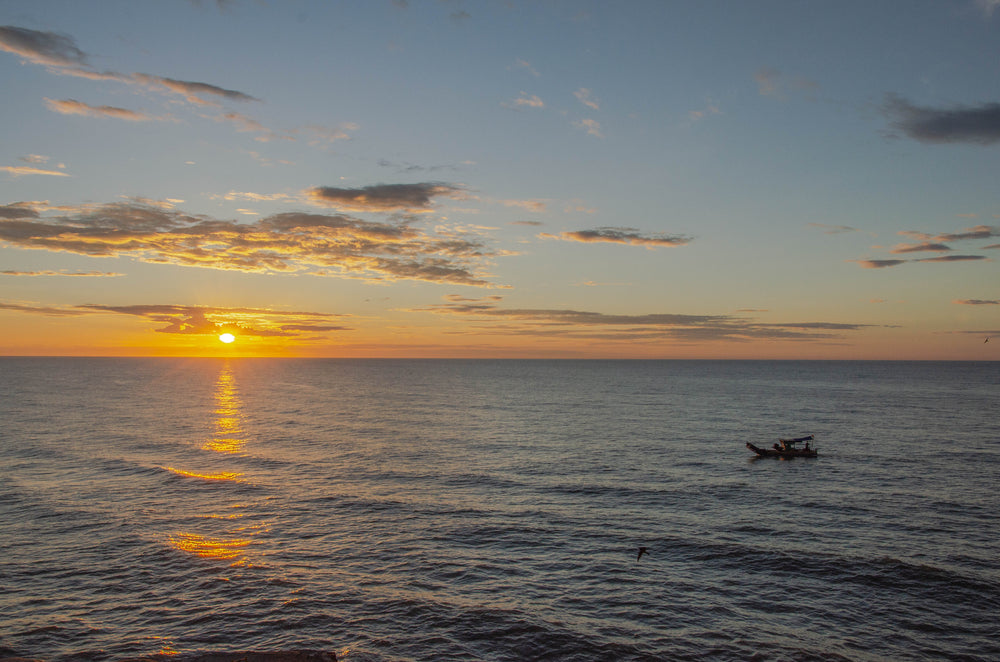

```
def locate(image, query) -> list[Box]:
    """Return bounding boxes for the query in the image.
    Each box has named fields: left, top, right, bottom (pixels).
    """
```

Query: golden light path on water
left=167, top=362, right=267, bottom=566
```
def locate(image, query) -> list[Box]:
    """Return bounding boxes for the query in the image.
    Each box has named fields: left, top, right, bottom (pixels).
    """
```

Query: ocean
left=1, top=359, right=997, bottom=662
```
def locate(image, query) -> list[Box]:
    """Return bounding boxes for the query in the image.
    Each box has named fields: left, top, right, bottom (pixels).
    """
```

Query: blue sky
left=2, top=0, right=999, bottom=358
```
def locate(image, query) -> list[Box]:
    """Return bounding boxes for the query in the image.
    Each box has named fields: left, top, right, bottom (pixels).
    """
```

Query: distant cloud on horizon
left=415, top=296, right=873, bottom=344
left=0, top=300, right=351, bottom=338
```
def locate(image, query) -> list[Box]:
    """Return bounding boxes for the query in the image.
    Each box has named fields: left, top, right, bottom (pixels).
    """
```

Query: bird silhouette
left=636, top=546, right=648, bottom=561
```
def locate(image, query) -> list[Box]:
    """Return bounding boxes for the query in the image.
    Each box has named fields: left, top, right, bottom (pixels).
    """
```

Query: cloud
left=0, top=25, right=87, bottom=67
left=0, top=202, right=42, bottom=218
left=0, top=200, right=498, bottom=286
left=131, top=73, right=259, bottom=105
left=572, top=118, right=603, bottom=138
left=574, top=88, right=600, bottom=110
left=414, top=296, right=872, bottom=343
left=19, top=154, right=49, bottom=164
left=754, top=67, right=818, bottom=99
left=853, top=259, right=908, bottom=269
left=76, top=304, right=349, bottom=337
left=977, top=0, right=1000, bottom=17
left=884, top=94, right=1000, bottom=145
left=809, top=223, right=860, bottom=234
left=889, top=241, right=952, bottom=254
left=508, top=92, right=544, bottom=109
left=44, top=98, right=156, bottom=122
left=499, top=199, right=546, bottom=212
left=1, top=270, right=122, bottom=277
left=853, top=255, right=988, bottom=268
left=540, top=227, right=692, bottom=248
left=511, top=58, right=540, bottom=77
left=0, top=166, right=70, bottom=177
left=0, top=25, right=259, bottom=108
left=954, top=298, right=1000, bottom=305
left=854, top=224, right=1000, bottom=268
left=915, top=254, right=989, bottom=263
left=1, top=300, right=351, bottom=337
left=0, top=301, right=87, bottom=316
left=306, top=183, right=463, bottom=213
left=296, top=123, right=359, bottom=147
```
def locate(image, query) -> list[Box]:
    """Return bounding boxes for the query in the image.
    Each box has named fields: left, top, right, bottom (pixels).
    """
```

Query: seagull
left=986, top=337, right=990, bottom=343
left=636, top=546, right=648, bottom=561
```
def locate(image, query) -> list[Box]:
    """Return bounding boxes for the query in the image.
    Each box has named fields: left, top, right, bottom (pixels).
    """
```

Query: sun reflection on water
left=164, top=466, right=244, bottom=482
left=167, top=362, right=267, bottom=567
left=203, top=365, right=247, bottom=454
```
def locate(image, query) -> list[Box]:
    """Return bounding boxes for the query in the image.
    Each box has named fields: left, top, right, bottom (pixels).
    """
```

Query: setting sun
left=219, top=333, right=236, bottom=344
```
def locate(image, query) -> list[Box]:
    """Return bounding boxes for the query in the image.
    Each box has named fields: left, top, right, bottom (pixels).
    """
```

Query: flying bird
left=636, top=546, right=648, bottom=561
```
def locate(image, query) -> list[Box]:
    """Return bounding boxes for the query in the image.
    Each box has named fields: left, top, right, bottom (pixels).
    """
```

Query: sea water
left=1, top=359, right=998, bottom=661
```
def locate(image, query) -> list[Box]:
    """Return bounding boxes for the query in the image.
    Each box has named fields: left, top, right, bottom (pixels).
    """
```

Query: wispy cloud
left=884, top=94, right=1000, bottom=144
left=954, top=298, right=999, bottom=305
left=507, top=92, right=544, bottom=109
left=976, top=0, right=1000, bottom=17
left=572, top=118, right=603, bottom=138
left=44, top=98, right=158, bottom=122
left=0, top=25, right=87, bottom=67
left=574, top=87, right=600, bottom=110
left=306, top=183, right=463, bottom=213
left=853, top=255, right=989, bottom=268
left=854, top=224, right=1000, bottom=267
left=1, top=270, right=122, bottom=277
left=0, top=199, right=498, bottom=286
left=498, top=199, right=547, bottom=212
left=1, top=25, right=259, bottom=108
left=540, top=227, right=691, bottom=249
left=0, top=166, right=70, bottom=177
left=414, top=296, right=871, bottom=343
left=809, top=223, right=861, bottom=234
left=511, top=58, right=540, bottom=77
left=754, top=67, right=818, bottom=99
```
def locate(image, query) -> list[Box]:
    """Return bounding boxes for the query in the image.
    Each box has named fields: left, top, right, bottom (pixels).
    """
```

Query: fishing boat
left=746, top=435, right=817, bottom=458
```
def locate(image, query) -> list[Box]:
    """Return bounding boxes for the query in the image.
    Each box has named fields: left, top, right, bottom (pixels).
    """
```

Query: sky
left=1, top=0, right=999, bottom=359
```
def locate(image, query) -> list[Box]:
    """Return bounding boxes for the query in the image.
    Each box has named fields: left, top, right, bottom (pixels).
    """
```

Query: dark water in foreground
left=1, top=359, right=998, bottom=661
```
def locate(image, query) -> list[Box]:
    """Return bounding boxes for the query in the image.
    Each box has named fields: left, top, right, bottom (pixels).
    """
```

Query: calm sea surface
left=1, top=359, right=998, bottom=662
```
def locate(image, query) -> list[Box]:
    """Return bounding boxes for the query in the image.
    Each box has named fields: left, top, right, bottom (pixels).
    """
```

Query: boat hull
left=746, top=442, right=818, bottom=458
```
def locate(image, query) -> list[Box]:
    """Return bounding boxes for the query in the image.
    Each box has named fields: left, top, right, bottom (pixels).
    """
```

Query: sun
left=219, top=333, right=236, bottom=344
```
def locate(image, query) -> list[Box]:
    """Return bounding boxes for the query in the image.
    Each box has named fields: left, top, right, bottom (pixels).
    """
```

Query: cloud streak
left=1, top=25, right=259, bottom=107
left=416, top=296, right=871, bottom=343
left=884, top=95, right=1000, bottom=145
left=540, top=227, right=692, bottom=248
left=0, top=166, right=70, bottom=177
left=0, top=199, right=498, bottom=286
left=44, top=98, right=157, bottom=121
left=854, top=224, right=1000, bottom=268
left=1, top=270, right=122, bottom=277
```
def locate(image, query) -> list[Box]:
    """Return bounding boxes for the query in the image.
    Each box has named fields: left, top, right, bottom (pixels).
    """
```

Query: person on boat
left=805, top=441, right=811, bottom=451
left=773, top=443, right=781, bottom=451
